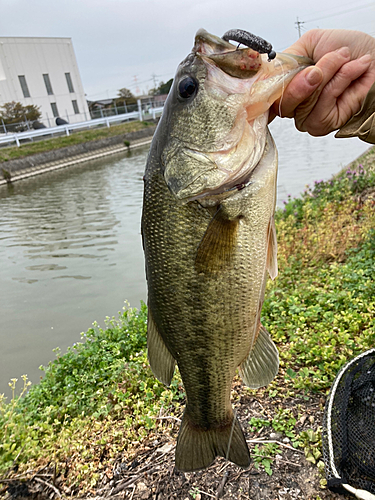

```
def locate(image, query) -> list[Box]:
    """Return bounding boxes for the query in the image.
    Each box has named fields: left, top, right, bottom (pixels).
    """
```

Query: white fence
left=0, top=106, right=164, bottom=148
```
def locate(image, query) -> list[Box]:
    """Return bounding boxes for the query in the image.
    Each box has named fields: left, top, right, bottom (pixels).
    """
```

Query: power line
left=337, top=19, right=375, bottom=33
left=86, top=72, right=174, bottom=100
left=128, top=73, right=173, bottom=89
left=280, top=2, right=372, bottom=51
left=298, top=0, right=372, bottom=22
left=304, top=2, right=374, bottom=23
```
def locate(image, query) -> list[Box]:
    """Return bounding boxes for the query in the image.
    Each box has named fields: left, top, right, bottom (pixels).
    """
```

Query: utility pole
left=295, top=17, right=304, bottom=38
left=151, top=73, right=158, bottom=89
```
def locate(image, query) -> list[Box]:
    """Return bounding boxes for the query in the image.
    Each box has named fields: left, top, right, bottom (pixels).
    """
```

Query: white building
left=0, top=37, right=90, bottom=127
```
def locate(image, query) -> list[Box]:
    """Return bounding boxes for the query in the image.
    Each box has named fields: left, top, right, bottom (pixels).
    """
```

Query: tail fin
left=175, top=411, right=250, bottom=472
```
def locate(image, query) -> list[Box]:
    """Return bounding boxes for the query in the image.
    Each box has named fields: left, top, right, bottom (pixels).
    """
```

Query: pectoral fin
left=239, top=325, right=279, bottom=389
left=266, top=216, right=278, bottom=280
left=147, top=307, right=176, bottom=386
left=195, top=207, right=239, bottom=274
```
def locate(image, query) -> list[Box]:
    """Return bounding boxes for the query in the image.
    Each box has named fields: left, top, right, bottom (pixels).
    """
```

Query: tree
left=0, top=101, right=41, bottom=124
left=116, top=88, right=136, bottom=105
left=150, top=79, right=173, bottom=96
left=157, top=79, right=173, bottom=95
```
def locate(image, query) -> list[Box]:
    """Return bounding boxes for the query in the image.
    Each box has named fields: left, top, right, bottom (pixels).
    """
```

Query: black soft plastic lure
left=222, top=29, right=276, bottom=61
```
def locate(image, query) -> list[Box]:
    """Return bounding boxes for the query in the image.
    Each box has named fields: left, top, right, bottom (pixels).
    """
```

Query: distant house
left=87, top=94, right=167, bottom=119
left=86, top=98, right=137, bottom=119
left=87, top=99, right=114, bottom=112
left=153, top=94, right=168, bottom=106
left=0, top=37, right=90, bottom=126
left=87, top=99, right=117, bottom=116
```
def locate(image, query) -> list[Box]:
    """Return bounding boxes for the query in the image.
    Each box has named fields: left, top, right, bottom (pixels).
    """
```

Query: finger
left=273, top=66, right=323, bottom=119
left=322, top=55, right=372, bottom=103
left=323, top=54, right=372, bottom=99
left=272, top=48, right=350, bottom=122
left=282, top=29, right=325, bottom=59
left=294, top=48, right=351, bottom=132
left=300, top=54, right=373, bottom=133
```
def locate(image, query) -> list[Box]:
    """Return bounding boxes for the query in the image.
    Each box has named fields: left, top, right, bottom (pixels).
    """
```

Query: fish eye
left=178, top=76, right=198, bottom=99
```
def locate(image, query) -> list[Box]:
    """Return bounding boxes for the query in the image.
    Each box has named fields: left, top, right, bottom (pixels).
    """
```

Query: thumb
left=273, top=66, right=323, bottom=119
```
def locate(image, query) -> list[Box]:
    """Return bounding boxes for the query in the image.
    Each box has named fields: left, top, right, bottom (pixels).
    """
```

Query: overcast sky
left=1, top=0, right=374, bottom=100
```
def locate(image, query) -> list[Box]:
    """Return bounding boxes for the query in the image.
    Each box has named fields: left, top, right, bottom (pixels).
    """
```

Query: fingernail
left=336, top=46, right=350, bottom=58
left=306, top=67, right=323, bottom=86
left=358, top=54, right=372, bottom=64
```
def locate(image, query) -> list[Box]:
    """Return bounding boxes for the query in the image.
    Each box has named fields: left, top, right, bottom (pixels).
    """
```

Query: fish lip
left=194, top=28, right=236, bottom=56
left=274, top=52, right=314, bottom=68
left=194, top=28, right=262, bottom=79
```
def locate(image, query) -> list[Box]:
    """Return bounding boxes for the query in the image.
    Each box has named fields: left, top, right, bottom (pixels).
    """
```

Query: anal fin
left=239, top=325, right=279, bottom=389
left=147, top=307, right=176, bottom=386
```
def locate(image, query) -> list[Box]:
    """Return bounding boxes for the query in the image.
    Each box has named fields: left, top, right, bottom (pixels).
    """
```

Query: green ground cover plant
left=0, top=120, right=154, bottom=163
left=263, top=158, right=375, bottom=392
left=0, top=304, right=185, bottom=489
left=0, top=149, right=374, bottom=492
left=252, top=442, right=281, bottom=476
left=249, top=408, right=297, bottom=441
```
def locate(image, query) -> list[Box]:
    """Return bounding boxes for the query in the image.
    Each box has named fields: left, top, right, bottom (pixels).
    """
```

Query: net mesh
left=322, top=349, right=375, bottom=496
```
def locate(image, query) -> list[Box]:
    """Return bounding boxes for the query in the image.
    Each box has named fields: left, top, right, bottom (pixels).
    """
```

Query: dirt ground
left=2, top=381, right=351, bottom=500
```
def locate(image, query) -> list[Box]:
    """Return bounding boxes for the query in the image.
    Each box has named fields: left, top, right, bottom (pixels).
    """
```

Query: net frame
left=323, top=348, right=375, bottom=500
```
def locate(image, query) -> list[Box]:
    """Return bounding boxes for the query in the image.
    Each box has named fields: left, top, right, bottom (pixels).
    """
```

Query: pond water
left=0, top=118, right=370, bottom=394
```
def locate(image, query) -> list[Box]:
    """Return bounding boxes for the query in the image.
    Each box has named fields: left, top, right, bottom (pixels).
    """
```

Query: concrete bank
left=0, top=124, right=156, bottom=186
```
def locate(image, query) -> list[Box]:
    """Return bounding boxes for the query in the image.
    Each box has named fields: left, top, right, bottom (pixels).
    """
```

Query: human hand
left=269, top=29, right=375, bottom=136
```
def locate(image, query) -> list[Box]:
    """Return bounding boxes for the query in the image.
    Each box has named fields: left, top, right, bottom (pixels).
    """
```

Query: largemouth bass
left=141, top=29, right=311, bottom=472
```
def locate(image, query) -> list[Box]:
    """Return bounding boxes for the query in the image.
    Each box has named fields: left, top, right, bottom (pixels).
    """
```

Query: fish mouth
left=165, top=30, right=313, bottom=204
left=194, top=29, right=263, bottom=79
left=194, top=28, right=312, bottom=81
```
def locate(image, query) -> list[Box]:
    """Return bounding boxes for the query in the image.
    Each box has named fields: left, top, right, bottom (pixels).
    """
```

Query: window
left=18, top=75, right=30, bottom=98
left=50, top=102, right=59, bottom=117
left=72, top=100, right=79, bottom=114
left=43, top=74, right=53, bottom=95
left=65, top=72, right=74, bottom=93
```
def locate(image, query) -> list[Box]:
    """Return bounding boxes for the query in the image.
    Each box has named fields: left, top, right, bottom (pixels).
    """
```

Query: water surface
left=0, top=148, right=147, bottom=393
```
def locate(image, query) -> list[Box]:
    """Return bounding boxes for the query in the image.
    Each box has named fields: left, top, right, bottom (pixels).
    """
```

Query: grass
left=264, top=152, right=375, bottom=392
left=0, top=305, right=185, bottom=490
left=0, top=120, right=154, bottom=163
left=0, top=147, right=374, bottom=493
